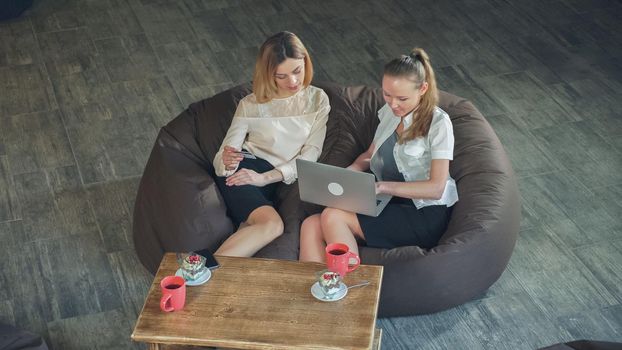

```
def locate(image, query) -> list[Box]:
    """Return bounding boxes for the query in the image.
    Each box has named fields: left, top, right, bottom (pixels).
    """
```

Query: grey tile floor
left=0, top=0, right=621, bottom=349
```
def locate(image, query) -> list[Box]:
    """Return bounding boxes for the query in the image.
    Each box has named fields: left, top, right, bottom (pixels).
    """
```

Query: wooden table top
left=131, top=253, right=383, bottom=350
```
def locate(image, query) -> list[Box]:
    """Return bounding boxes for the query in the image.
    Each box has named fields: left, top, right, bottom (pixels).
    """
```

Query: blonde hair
left=384, top=47, right=438, bottom=143
left=252, top=31, right=314, bottom=103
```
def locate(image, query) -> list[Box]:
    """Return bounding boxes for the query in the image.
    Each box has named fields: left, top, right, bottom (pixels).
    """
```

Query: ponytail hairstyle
left=384, top=47, right=438, bottom=143
left=253, top=31, right=314, bottom=103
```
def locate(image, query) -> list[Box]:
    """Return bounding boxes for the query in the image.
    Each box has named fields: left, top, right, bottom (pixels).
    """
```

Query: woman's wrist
left=375, top=181, right=387, bottom=194
left=263, top=169, right=284, bottom=185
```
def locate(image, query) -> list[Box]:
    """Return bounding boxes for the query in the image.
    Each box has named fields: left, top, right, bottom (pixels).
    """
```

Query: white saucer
left=311, top=282, right=348, bottom=302
left=175, top=268, right=211, bottom=286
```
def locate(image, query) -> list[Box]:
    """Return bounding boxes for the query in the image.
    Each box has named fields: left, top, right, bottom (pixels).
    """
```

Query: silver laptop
left=296, top=159, right=392, bottom=217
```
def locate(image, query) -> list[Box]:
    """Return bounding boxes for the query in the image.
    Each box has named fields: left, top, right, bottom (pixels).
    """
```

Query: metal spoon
left=347, top=281, right=370, bottom=290
left=320, top=281, right=370, bottom=300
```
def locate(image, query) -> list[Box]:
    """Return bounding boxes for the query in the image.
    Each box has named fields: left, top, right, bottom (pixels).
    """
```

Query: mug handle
left=347, top=252, right=361, bottom=273
left=160, top=294, right=174, bottom=312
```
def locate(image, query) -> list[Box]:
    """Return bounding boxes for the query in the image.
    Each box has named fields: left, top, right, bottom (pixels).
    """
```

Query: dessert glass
left=176, top=252, right=208, bottom=281
left=317, top=270, right=343, bottom=296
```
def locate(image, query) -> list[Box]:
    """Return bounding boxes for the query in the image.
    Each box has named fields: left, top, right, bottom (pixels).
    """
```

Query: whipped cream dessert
left=318, top=270, right=342, bottom=295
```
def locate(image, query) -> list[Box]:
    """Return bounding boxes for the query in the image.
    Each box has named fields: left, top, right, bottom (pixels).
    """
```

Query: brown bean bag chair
left=0, top=0, right=33, bottom=20
left=133, top=81, right=520, bottom=317
left=539, top=340, right=622, bottom=350
left=0, top=323, right=49, bottom=350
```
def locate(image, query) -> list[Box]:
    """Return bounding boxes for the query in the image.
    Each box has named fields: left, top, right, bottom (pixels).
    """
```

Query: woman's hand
left=347, top=143, right=374, bottom=172
left=375, top=181, right=386, bottom=195
left=222, top=146, right=244, bottom=171
left=225, top=168, right=269, bottom=187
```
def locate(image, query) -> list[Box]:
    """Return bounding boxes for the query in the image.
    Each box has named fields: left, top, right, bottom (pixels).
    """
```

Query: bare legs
left=299, top=215, right=324, bottom=262
left=299, top=208, right=365, bottom=262
left=215, top=205, right=284, bottom=257
left=215, top=204, right=364, bottom=260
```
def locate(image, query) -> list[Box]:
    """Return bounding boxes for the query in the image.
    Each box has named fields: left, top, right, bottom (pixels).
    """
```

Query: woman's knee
left=320, top=207, right=349, bottom=226
left=248, top=206, right=284, bottom=240
left=266, top=216, right=284, bottom=239
left=301, top=214, right=321, bottom=239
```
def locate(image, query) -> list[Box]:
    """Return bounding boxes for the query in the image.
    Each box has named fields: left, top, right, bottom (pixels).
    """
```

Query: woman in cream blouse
left=212, top=31, right=330, bottom=257
left=299, top=48, right=457, bottom=262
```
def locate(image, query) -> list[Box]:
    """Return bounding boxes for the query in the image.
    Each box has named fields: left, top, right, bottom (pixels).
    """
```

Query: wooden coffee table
left=131, top=253, right=383, bottom=350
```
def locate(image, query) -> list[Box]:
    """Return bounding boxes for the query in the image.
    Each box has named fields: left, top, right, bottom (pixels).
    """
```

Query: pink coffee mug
left=325, top=243, right=360, bottom=276
left=160, top=275, right=186, bottom=312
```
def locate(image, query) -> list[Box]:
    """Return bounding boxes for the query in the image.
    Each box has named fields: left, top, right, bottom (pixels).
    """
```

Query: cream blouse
left=213, top=86, right=330, bottom=184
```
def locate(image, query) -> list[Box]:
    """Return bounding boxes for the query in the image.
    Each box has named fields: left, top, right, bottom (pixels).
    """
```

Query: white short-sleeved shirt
left=370, top=104, right=459, bottom=209
left=213, top=86, right=330, bottom=184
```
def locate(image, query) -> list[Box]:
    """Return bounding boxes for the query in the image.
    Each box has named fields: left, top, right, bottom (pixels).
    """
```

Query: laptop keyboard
left=376, top=199, right=382, bottom=205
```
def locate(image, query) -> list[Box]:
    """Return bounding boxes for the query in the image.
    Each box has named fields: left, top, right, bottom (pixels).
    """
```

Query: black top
left=371, top=131, right=405, bottom=182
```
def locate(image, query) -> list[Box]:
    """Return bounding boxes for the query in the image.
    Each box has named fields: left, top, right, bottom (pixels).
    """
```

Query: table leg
left=373, top=328, right=382, bottom=350
left=149, top=343, right=160, bottom=350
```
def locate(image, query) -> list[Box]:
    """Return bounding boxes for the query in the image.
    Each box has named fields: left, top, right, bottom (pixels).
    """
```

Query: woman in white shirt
left=299, top=48, right=457, bottom=262
left=212, top=31, right=330, bottom=257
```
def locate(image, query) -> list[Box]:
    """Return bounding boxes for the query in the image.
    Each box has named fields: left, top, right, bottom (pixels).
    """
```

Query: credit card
left=237, top=150, right=257, bottom=159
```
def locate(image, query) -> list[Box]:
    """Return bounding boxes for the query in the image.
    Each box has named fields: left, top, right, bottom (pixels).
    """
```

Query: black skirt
left=357, top=197, right=453, bottom=249
left=213, top=155, right=279, bottom=226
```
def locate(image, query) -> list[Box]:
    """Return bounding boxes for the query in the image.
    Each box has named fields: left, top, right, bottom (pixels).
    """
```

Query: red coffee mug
left=325, top=243, right=360, bottom=276
left=160, top=275, right=186, bottom=312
